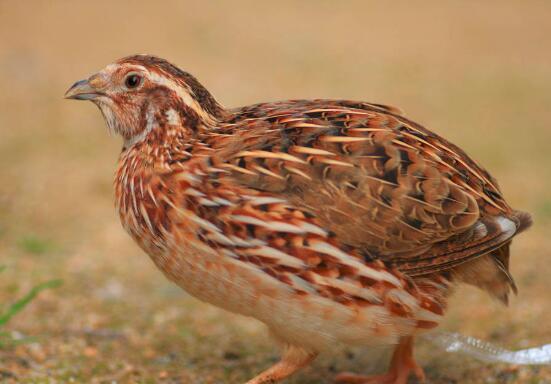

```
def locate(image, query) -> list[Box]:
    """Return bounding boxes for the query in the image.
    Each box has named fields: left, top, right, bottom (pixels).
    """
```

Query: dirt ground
left=0, top=1, right=550, bottom=383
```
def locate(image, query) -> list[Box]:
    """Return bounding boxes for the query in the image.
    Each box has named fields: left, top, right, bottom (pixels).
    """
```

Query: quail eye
left=124, top=73, right=142, bottom=89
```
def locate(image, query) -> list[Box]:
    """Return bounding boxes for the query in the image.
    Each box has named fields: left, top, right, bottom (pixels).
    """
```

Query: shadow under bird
left=65, top=55, right=532, bottom=384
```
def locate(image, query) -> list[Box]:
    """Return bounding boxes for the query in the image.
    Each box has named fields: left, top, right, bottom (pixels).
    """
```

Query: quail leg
left=335, top=337, right=425, bottom=384
left=246, top=345, right=317, bottom=384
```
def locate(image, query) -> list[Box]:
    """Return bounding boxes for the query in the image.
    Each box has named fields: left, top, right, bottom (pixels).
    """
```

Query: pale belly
left=141, top=234, right=416, bottom=353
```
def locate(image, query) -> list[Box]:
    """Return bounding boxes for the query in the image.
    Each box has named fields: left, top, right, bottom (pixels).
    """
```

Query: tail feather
left=512, top=210, right=533, bottom=234
left=451, top=210, right=532, bottom=305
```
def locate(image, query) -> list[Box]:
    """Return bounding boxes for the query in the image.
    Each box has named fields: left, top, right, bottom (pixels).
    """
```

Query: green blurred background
left=0, top=1, right=550, bottom=382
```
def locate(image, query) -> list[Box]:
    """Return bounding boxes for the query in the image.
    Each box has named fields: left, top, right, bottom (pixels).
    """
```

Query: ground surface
left=0, top=1, right=550, bottom=383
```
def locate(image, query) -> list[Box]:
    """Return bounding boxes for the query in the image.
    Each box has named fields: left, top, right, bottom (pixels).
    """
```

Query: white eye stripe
left=146, top=71, right=213, bottom=121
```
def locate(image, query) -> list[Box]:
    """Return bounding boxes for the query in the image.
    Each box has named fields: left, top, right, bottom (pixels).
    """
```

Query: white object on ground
left=424, top=332, right=551, bottom=365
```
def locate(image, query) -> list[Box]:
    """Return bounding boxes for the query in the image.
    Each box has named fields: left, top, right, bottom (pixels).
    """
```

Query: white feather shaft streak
left=244, top=196, right=288, bottom=205
left=219, top=163, right=257, bottom=175
left=189, top=214, right=221, bottom=233
left=206, top=231, right=236, bottom=246
left=212, top=197, right=234, bottom=206
left=284, top=165, right=312, bottom=180
left=308, top=241, right=402, bottom=286
left=229, top=215, right=305, bottom=234
left=309, top=273, right=382, bottom=303
left=197, top=197, right=219, bottom=207
left=290, top=145, right=336, bottom=156
left=319, top=136, right=372, bottom=143
left=235, top=150, right=307, bottom=164
left=243, top=246, right=305, bottom=268
left=316, top=158, right=354, bottom=167
left=298, top=222, right=327, bottom=237
left=229, top=214, right=326, bottom=237
left=251, top=164, right=285, bottom=179
left=287, top=274, right=317, bottom=294
left=139, top=203, right=155, bottom=233
left=229, top=235, right=265, bottom=248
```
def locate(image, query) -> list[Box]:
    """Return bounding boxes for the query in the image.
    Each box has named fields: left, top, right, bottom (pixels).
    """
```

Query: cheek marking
left=165, top=108, right=180, bottom=125
left=124, top=104, right=156, bottom=147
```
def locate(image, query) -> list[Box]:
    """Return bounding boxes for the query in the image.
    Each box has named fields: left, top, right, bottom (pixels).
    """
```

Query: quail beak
left=64, top=78, right=100, bottom=100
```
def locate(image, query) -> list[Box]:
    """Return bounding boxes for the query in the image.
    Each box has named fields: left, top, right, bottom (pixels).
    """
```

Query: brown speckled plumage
left=66, top=55, right=532, bottom=384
